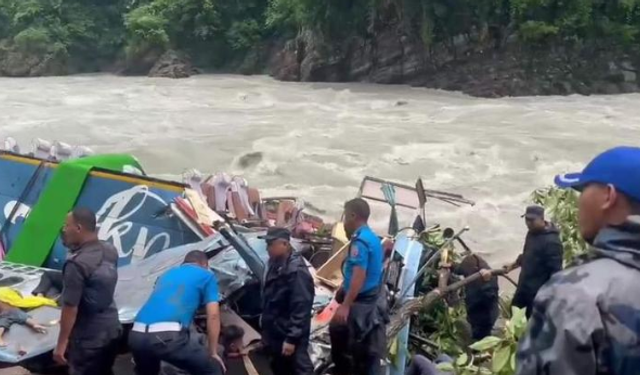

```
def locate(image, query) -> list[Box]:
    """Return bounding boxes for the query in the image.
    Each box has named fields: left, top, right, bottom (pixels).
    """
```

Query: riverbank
left=2, top=0, right=640, bottom=98
left=2, top=40, right=638, bottom=99
left=257, top=32, right=640, bottom=98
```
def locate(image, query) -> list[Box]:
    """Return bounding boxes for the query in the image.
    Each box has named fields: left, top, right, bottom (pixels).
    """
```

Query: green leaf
left=456, top=352, right=468, bottom=366
left=469, top=336, right=501, bottom=351
left=492, top=345, right=512, bottom=373
left=511, top=306, right=528, bottom=338
left=436, top=362, right=454, bottom=372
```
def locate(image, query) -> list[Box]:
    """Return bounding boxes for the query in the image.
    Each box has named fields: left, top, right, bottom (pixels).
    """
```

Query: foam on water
left=1, top=74, right=640, bottom=266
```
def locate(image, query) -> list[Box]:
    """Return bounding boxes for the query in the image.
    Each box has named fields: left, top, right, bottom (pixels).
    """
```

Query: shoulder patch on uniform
left=350, top=244, right=359, bottom=258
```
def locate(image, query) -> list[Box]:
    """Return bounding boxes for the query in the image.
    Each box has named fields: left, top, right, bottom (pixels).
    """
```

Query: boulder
left=592, top=81, right=621, bottom=95
left=619, top=82, right=639, bottom=93
left=572, top=81, right=592, bottom=96
left=552, top=81, right=573, bottom=96
left=148, top=50, right=194, bottom=79
left=606, top=60, right=637, bottom=83
left=0, top=49, right=66, bottom=77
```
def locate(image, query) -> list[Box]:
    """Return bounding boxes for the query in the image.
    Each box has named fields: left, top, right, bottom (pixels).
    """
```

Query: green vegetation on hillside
left=0, top=0, right=639, bottom=72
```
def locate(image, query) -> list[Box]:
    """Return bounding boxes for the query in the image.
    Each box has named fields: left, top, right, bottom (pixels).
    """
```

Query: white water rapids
left=1, top=74, right=639, bottom=265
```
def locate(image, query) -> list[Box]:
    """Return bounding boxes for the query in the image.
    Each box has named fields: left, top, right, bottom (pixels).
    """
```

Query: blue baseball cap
left=555, top=146, right=640, bottom=202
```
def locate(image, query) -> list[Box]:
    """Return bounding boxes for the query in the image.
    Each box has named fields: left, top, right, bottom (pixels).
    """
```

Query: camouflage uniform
left=516, top=216, right=640, bottom=375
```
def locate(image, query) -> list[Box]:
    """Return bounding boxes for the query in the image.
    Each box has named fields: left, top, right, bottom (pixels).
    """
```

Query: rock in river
left=148, top=50, right=195, bottom=79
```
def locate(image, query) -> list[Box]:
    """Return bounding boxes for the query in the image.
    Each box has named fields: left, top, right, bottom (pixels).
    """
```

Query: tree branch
left=387, top=268, right=506, bottom=341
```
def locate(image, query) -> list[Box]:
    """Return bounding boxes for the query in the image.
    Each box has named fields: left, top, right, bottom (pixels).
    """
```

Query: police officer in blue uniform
left=330, top=198, right=387, bottom=375
left=128, top=250, right=224, bottom=375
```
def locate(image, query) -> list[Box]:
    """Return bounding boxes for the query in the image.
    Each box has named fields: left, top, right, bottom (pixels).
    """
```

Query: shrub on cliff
left=124, top=6, right=170, bottom=61
left=13, top=27, right=55, bottom=54
left=0, top=0, right=126, bottom=73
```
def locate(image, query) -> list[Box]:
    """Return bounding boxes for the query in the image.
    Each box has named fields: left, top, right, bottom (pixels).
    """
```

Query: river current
left=1, top=74, right=639, bottom=265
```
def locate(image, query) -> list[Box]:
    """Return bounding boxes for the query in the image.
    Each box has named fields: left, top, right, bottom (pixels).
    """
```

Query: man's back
left=517, top=221, right=640, bottom=374
left=518, top=224, right=563, bottom=295
left=136, top=264, right=219, bottom=326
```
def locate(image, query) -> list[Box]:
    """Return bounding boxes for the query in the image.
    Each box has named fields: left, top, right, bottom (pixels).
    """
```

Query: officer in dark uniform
left=449, top=254, right=499, bottom=340
left=53, top=208, right=121, bottom=375
left=260, top=227, right=315, bottom=375
left=505, top=205, right=563, bottom=318
left=330, top=198, right=386, bottom=375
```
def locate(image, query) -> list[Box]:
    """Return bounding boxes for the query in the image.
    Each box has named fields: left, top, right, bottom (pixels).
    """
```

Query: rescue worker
left=53, top=208, right=121, bottom=375
left=330, top=198, right=387, bottom=375
left=260, top=227, right=315, bottom=375
left=504, top=205, right=563, bottom=318
left=448, top=254, right=498, bottom=340
left=129, top=250, right=224, bottom=375
left=517, top=146, right=640, bottom=374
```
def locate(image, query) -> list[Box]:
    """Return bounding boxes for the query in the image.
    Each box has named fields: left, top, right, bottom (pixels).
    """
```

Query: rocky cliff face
left=0, top=23, right=638, bottom=98
left=263, top=28, right=640, bottom=97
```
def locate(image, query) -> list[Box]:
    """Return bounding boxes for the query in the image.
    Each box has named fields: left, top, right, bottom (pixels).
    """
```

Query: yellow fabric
left=0, top=287, right=57, bottom=308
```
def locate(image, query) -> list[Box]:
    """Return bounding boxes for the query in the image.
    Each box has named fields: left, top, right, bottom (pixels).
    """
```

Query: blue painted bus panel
left=0, top=155, right=201, bottom=269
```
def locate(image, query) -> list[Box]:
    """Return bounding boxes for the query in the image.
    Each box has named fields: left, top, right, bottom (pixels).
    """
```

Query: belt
left=132, top=322, right=182, bottom=333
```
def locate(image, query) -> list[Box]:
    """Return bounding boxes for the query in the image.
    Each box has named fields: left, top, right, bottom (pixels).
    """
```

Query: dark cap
left=521, top=205, right=545, bottom=220
left=258, top=227, right=291, bottom=242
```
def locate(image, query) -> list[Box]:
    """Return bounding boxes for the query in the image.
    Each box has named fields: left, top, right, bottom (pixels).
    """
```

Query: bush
left=226, top=19, right=263, bottom=50
left=531, top=187, right=588, bottom=265
left=13, top=27, right=52, bottom=54
left=124, top=6, right=170, bottom=59
left=518, top=21, right=559, bottom=42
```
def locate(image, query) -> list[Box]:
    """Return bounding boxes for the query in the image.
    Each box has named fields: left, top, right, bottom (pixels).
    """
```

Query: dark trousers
left=68, top=337, right=119, bottom=375
left=129, top=330, right=222, bottom=375
left=32, top=270, right=63, bottom=298
left=268, top=341, right=314, bottom=375
left=466, top=297, right=499, bottom=341
left=329, top=320, right=385, bottom=375
left=405, top=355, right=453, bottom=375
left=512, top=291, right=534, bottom=319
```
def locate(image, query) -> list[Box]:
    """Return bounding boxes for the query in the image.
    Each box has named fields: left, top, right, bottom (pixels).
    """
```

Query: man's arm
left=505, top=254, right=523, bottom=272
left=57, top=306, right=78, bottom=346
left=204, top=274, right=225, bottom=371
left=284, top=270, right=315, bottom=346
left=54, top=262, right=85, bottom=364
left=516, top=274, right=600, bottom=375
left=206, top=302, right=221, bottom=356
